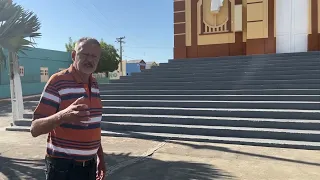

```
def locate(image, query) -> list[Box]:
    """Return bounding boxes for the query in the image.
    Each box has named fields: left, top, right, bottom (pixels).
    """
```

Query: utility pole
left=116, top=36, right=125, bottom=76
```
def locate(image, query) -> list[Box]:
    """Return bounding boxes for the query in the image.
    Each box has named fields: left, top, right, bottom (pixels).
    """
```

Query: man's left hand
left=96, top=154, right=106, bottom=180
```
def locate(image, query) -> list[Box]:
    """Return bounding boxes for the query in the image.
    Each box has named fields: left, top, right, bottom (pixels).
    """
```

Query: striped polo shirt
left=33, top=65, right=102, bottom=161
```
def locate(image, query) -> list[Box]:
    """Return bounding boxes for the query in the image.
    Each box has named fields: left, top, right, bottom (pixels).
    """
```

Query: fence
left=93, top=72, right=109, bottom=84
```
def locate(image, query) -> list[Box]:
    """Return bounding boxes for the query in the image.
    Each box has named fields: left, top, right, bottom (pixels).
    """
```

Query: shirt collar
left=68, top=64, right=93, bottom=84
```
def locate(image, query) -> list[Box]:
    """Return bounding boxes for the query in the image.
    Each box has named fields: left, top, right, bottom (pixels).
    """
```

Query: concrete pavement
left=0, top=130, right=319, bottom=180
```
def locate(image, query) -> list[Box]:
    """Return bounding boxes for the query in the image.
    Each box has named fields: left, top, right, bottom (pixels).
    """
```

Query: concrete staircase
left=7, top=52, right=320, bottom=150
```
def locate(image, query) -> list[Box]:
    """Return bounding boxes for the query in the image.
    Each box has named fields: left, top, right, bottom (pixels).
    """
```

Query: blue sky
left=16, top=0, right=174, bottom=63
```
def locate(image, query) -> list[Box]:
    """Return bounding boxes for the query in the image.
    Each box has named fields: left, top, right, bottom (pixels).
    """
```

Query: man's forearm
left=30, top=112, right=63, bottom=137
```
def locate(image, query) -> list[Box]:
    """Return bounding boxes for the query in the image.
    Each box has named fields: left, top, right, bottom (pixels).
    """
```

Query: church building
left=173, top=0, right=319, bottom=58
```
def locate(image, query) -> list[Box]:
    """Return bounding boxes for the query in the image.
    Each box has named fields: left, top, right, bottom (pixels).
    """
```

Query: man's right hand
left=58, top=96, right=90, bottom=124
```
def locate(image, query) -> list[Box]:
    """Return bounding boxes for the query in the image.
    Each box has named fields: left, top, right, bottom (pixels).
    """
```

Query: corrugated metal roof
left=127, top=60, right=145, bottom=64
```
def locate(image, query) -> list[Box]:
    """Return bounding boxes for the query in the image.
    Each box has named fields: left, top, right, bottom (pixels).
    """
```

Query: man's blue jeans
left=44, top=156, right=96, bottom=180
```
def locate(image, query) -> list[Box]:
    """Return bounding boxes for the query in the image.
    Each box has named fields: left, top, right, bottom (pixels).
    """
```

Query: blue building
left=0, top=48, right=72, bottom=99
left=126, top=60, right=146, bottom=76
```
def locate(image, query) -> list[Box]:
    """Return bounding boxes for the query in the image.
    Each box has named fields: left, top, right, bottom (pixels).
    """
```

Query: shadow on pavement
left=0, top=152, right=234, bottom=180
left=0, top=156, right=44, bottom=180
left=105, top=152, right=234, bottom=180
left=105, top=131, right=320, bottom=167
left=169, top=141, right=320, bottom=167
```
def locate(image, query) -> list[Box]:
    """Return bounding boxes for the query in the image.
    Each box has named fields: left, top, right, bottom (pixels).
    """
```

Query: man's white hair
left=74, top=37, right=100, bottom=51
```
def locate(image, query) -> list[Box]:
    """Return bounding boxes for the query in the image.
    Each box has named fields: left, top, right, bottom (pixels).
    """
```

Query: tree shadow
left=0, top=156, right=45, bottom=180
left=169, top=141, right=320, bottom=167
left=0, top=152, right=234, bottom=180
left=105, top=131, right=320, bottom=167
left=104, top=153, right=235, bottom=180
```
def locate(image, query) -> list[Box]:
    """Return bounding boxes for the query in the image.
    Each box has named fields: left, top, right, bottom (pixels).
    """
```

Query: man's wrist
left=54, top=111, right=64, bottom=126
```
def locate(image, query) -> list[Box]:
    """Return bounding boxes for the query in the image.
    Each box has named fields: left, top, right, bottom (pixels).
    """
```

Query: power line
left=89, top=1, right=110, bottom=24
left=70, top=0, right=111, bottom=39
left=123, top=55, right=138, bottom=60
left=123, top=46, right=172, bottom=49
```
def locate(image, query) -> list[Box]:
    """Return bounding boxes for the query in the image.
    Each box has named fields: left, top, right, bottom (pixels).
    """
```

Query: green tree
left=65, top=37, right=120, bottom=73
left=0, top=0, right=41, bottom=122
left=65, top=37, right=75, bottom=52
left=97, top=40, right=119, bottom=73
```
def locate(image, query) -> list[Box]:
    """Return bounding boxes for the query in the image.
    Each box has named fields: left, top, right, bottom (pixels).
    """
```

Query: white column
left=9, top=52, right=24, bottom=124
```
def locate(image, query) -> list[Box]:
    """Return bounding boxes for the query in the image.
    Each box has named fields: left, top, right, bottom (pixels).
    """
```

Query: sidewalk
left=0, top=97, right=38, bottom=129
left=0, top=129, right=319, bottom=180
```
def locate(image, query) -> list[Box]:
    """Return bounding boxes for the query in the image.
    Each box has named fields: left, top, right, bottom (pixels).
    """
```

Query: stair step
left=100, top=130, right=320, bottom=150
left=6, top=126, right=30, bottom=132
left=153, top=64, right=320, bottom=72
left=18, top=114, right=320, bottom=131
left=163, top=59, right=320, bottom=68
left=20, top=93, right=320, bottom=102
left=138, top=68, right=320, bottom=76
left=131, top=69, right=320, bottom=78
left=100, top=95, right=320, bottom=101
left=101, top=100, right=320, bottom=110
left=167, top=56, right=320, bottom=64
left=102, top=106, right=320, bottom=120
left=107, top=79, right=320, bottom=85
left=102, top=114, right=320, bottom=130
left=170, top=52, right=320, bottom=62
left=116, top=75, right=320, bottom=83
left=102, top=122, right=320, bottom=142
left=102, top=84, right=320, bottom=90
left=23, top=114, right=33, bottom=119
left=100, top=89, right=320, bottom=95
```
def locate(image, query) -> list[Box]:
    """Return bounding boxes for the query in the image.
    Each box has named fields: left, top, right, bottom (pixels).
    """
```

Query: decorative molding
left=247, top=20, right=263, bottom=23
left=199, top=0, right=232, bottom=35
left=174, top=33, right=186, bottom=36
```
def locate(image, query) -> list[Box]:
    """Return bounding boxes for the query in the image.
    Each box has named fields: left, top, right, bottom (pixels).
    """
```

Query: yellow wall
left=246, top=0, right=268, bottom=39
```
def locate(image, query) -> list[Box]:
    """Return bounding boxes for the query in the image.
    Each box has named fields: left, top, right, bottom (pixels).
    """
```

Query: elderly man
left=31, top=37, right=106, bottom=180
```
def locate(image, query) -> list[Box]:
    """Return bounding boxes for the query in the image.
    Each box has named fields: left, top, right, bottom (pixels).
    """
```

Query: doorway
left=276, top=0, right=309, bottom=53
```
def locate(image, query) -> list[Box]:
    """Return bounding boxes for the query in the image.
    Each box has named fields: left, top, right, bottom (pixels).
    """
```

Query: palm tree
left=0, top=0, right=41, bottom=124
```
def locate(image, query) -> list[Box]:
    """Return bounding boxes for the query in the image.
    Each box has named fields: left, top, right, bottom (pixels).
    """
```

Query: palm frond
left=0, top=9, right=21, bottom=38
left=0, top=0, right=41, bottom=54
left=0, top=1, right=17, bottom=22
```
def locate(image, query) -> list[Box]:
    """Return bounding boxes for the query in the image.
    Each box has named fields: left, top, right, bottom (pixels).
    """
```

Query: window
left=40, top=67, right=49, bottom=82
left=19, top=66, right=24, bottom=76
